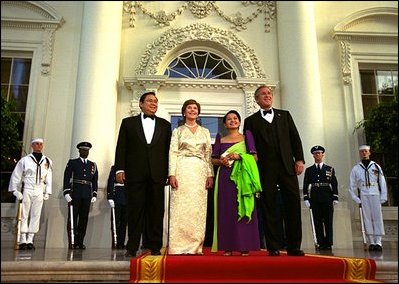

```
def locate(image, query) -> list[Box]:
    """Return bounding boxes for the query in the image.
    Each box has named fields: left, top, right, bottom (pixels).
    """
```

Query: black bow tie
left=143, top=114, right=155, bottom=120
left=262, top=109, right=272, bottom=116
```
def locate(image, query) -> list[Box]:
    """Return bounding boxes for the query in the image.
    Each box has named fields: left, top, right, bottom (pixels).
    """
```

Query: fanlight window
left=164, top=51, right=237, bottom=79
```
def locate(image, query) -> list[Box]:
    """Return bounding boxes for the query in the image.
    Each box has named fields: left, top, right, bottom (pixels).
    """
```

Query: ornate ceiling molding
left=134, top=23, right=266, bottom=79
left=123, top=1, right=276, bottom=32
left=1, top=1, right=64, bottom=76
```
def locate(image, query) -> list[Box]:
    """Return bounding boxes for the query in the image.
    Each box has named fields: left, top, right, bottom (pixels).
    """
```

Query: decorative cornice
left=123, top=1, right=276, bottom=32
left=124, top=77, right=276, bottom=117
left=134, top=23, right=266, bottom=79
left=1, top=1, right=64, bottom=76
left=332, top=7, right=398, bottom=86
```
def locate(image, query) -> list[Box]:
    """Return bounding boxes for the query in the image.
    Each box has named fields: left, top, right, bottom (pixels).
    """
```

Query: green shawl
left=211, top=140, right=262, bottom=252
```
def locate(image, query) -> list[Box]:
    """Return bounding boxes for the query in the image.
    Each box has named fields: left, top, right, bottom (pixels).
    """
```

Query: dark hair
left=223, top=110, right=241, bottom=123
left=139, top=91, right=156, bottom=103
left=181, top=99, right=201, bottom=116
left=254, top=85, right=272, bottom=98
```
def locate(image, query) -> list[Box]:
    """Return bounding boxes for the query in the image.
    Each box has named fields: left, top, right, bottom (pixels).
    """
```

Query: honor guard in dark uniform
left=303, top=145, right=338, bottom=250
left=63, top=141, right=98, bottom=249
left=107, top=165, right=128, bottom=249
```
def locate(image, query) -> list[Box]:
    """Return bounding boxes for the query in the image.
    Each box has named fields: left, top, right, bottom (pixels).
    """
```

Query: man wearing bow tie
left=115, top=91, right=172, bottom=258
left=244, top=85, right=305, bottom=257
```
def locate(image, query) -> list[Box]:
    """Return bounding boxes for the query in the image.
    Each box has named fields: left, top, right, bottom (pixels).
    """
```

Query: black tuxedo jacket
left=114, top=115, right=172, bottom=183
left=243, top=108, right=304, bottom=175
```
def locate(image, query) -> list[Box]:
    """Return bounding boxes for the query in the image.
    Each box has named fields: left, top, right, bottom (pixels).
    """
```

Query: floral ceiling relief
left=123, top=1, right=276, bottom=32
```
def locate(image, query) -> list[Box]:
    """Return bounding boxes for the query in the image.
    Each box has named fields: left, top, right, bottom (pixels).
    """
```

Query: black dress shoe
left=18, top=243, right=28, bottom=250
left=268, top=250, right=280, bottom=256
left=287, top=249, right=305, bottom=256
left=125, top=250, right=136, bottom=258
left=151, top=250, right=161, bottom=256
left=27, top=243, right=35, bottom=250
left=368, top=244, right=376, bottom=251
left=74, top=244, right=86, bottom=250
left=374, top=244, right=383, bottom=251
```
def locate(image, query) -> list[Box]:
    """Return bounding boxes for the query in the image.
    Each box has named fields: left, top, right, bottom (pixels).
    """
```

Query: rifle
left=111, top=206, right=117, bottom=249
left=357, top=189, right=368, bottom=251
left=309, top=207, right=319, bottom=250
left=14, top=199, right=23, bottom=250
left=359, top=203, right=368, bottom=251
left=307, top=185, right=319, bottom=250
left=68, top=202, right=75, bottom=249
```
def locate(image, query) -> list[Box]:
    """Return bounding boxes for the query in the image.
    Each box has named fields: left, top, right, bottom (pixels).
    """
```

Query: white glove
left=108, top=199, right=115, bottom=208
left=13, top=191, right=23, bottom=200
left=353, top=197, right=361, bottom=204
left=91, top=197, right=97, bottom=203
left=304, top=200, right=311, bottom=208
left=43, top=193, right=50, bottom=200
left=65, top=194, right=72, bottom=203
left=380, top=199, right=387, bottom=204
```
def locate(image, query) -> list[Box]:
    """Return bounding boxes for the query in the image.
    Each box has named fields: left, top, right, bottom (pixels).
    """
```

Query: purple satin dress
left=212, top=130, right=260, bottom=252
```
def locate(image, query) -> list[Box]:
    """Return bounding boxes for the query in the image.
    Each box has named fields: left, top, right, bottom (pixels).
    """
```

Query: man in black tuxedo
left=63, top=141, right=98, bottom=250
left=115, top=91, right=172, bottom=257
left=243, top=85, right=305, bottom=256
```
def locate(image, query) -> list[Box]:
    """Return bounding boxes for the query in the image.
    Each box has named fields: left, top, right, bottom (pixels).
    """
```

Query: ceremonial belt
left=114, top=183, right=124, bottom=187
left=73, top=179, right=92, bottom=185
left=360, top=182, right=378, bottom=187
left=311, top=182, right=330, bottom=187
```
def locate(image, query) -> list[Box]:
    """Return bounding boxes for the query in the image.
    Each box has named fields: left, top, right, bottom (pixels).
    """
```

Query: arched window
left=164, top=51, right=237, bottom=79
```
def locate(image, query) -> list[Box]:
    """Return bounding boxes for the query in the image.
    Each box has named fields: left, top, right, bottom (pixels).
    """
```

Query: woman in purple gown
left=211, top=110, right=262, bottom=256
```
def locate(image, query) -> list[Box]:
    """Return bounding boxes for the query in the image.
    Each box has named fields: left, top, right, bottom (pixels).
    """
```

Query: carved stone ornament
left=1, top=1, right=64, bottom=76
left=135, top=23, right=267, bottom=79
left=123, top=1, right=276, bottom=32
left=188, top=1, right=214, bottom=19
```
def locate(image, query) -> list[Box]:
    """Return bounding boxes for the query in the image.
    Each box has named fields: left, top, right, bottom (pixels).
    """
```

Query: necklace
left=184, top=123, right=198, bottom=128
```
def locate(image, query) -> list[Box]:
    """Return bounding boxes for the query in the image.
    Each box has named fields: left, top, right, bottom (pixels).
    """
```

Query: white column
left=276, top=1, right=325, bottom=159
left=72, top=1, right=122, bottom=186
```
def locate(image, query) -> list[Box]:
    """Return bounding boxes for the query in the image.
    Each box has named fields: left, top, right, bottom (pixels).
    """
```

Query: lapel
left=151, top=118, right=161, bottom=145
left=136, top=115, right=161, bottom=145
left=135, top=115, right=148, bottom=145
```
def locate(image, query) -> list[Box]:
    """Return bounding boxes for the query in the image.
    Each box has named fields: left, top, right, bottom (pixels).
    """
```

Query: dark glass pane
left=361, top=95, right=378, bottom=118
left=360, top=70, right=376, bottom=94
left=10, top=85, right=28, bottom=112
left=11, top=58, right=31, bottom=85
left=16, top=115, right=25, bottom=140
left=171, top=115, right=225, bottom=140
left=380, top=95, right=394, bottom=104
left=1, top=58, right=12, bottom=84
left=1, top=85, right=9, bottom=100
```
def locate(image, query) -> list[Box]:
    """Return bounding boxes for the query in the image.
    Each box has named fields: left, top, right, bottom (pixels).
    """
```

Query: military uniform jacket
left=303, top=164, right=338, bottom=203
left=63, top=158, right=98, bottom=199
left=106, top=166, right=127, bottom=206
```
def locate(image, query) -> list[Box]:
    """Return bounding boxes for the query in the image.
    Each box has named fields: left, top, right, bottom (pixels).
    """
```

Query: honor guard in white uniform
left=349, top=145, right=388, bottom=251
left=8, top=138, right=53, bottom=250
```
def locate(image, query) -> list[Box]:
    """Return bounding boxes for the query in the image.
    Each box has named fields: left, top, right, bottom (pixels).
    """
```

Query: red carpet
left=130, top=248, right=378, bottom=283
